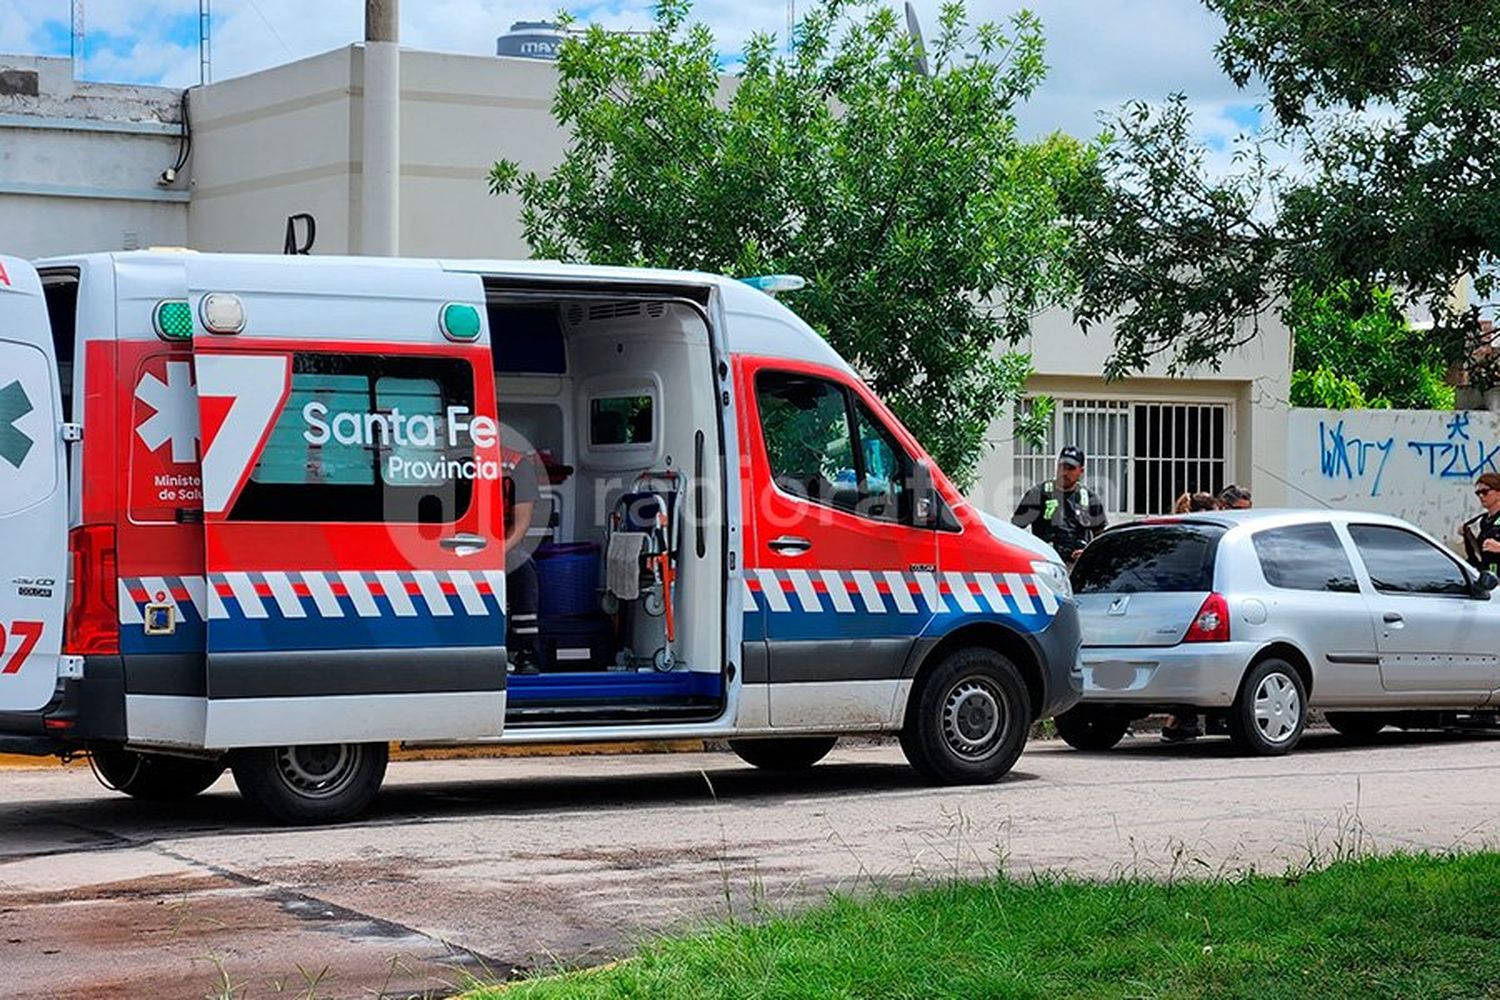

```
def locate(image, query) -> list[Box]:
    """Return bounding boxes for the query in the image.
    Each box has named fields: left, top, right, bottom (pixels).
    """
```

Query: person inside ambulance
left=1011, top=445, right=1108, bottom=567
left=503, top=443, right=543, bottom=674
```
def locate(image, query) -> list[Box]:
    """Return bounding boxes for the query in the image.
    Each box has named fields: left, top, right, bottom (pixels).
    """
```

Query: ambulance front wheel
left=900, top=647, right=1032, bottom=785
left=230, top=742, right=389, bottom=825
left=91, top=747, right=227, bottom=801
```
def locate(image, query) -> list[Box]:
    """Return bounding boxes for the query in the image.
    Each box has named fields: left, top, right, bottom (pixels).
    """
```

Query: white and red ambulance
left=0, top=251, right=1080, bottom=823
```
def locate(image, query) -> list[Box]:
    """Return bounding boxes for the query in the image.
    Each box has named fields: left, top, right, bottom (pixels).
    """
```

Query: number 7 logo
left=2, top=621, right=44, bottom=674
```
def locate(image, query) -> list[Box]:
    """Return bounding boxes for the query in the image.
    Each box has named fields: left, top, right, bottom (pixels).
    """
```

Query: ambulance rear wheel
left=230, top=742, right=388, bottom=825
left=901, top=647, right=1031, bottom=785
left=728, top=737, right=838, bottom=771
left=91, top=748, right=226, bottom=801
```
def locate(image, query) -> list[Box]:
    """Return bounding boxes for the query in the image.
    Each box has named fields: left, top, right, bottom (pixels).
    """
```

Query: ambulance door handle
left=441, top=533, right=489, bottom=555
left=768, top=535, right=811, bottom=555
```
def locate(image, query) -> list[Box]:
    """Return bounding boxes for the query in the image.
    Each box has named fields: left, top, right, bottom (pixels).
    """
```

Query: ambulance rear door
left=185, top=255, right=508, bottom=747
left=0, top=256, right=69, bottom=714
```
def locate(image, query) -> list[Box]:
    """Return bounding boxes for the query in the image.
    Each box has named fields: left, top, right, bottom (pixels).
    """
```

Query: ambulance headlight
left=1031, top=559, right=1072, bottom=600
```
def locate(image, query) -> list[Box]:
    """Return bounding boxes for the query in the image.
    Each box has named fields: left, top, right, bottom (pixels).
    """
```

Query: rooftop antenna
left=70, top=0, right=85, bottom=76
left=198, top=0, right=212, bottom=85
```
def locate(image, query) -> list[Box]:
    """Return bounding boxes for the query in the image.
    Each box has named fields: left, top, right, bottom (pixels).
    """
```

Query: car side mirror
left=1478, top=570, right=1499, bottom=596
left=912, top=459, right=936, bottom=529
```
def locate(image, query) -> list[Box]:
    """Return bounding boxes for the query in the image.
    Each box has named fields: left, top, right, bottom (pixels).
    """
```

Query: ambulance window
left=230, top=353, right=474, bottom=523
left=755, top=372, right=858, bottom=512
left=852, top=400, right=912, bottom=523
left=590, top=395, right=653, bottom=446
left=39, top=268, right=79, bottom=421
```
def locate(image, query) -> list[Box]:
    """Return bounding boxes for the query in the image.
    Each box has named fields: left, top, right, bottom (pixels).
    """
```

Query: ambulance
left=0, top=251, right=1081, bottom=824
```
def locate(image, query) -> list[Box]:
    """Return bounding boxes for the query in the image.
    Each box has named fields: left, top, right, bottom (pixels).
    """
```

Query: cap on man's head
left=1058, top=446, right=1085, bottom=468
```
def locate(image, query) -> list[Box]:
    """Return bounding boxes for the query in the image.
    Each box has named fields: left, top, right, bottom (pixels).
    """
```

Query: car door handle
left=768, top=535, right=812, bottom=555
left=440, top=533, right=489, bottom=554
left=1382, top=611, right=1404, bottom=625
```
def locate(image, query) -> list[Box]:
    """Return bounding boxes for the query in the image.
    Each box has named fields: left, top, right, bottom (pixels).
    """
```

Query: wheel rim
left=274, top=744, right=360, bottom=800
left=1253, top=672, right=1301, bottom=744
left=941, top=677, right=1011, bottom=762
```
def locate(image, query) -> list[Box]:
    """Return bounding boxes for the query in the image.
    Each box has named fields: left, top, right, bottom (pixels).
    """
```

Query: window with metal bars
left=1013, top=399, right=1230, bottom=515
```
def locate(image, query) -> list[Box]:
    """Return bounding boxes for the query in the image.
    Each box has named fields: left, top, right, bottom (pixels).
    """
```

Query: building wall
left=970, top=306, right=1292, bottom=518
left=0, top=55, right=187, bottom=257
left=187, top=46, right=564, bottom=258
left=1286, top=408, right=1500, bottom=547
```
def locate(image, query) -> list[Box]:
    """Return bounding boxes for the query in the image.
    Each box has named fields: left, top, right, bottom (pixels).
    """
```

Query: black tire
left=900, top=647, right=1032, bottom=785
left=1054, top=705, right=1131, bottom=751
left=1227, top=658, right=1307, bottom=756
left=91, top=748, right=226, bottom=801
left=1325, top=712, right=1388, bottom=742
left=728, top=737, right=838, bottom=771
left=229, top=742, right=388, bottom=825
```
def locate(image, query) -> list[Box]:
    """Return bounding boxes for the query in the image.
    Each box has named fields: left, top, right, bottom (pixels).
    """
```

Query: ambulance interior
left=484, top=286, right=726, bottom=722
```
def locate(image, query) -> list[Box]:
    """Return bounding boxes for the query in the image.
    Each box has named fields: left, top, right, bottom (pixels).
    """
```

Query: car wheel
left=728, top=737, right=838, bottom=771
left=91, top=748, right=226, bottom=801
left=230, top=742, right=388, bottom=825
left=1054, top=705, right=1131, bottom=751
left=1325, top=711, right=1387, bottom=742
left=1227, top=658, right=1307, bottom=756
left=900, top=647, right=1031, bottom=785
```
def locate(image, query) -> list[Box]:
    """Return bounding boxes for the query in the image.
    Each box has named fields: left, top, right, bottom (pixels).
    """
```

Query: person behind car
left=1219, top=484, right=1253, bottom=509
left=1173, top=491, right=1219, bottom=514
left=1012, top=446, right=1108, bottom=566
left=1461, top=472, right=1500, bottom=576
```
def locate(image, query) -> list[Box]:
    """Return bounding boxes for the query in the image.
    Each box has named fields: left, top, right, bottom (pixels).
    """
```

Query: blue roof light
left=740, top=274, right=807, bottom=294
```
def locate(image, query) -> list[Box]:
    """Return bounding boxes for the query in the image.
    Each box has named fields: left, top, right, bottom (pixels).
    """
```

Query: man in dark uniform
left=1461, top=471, right=1500, bottom=577
left=503, top=444, right=542, bottom=673
left=1012, top=446, right=1108, bottom=566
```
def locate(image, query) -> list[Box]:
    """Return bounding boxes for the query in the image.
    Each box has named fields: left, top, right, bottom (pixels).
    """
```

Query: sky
left=1, top=0, right=1263, bottom=149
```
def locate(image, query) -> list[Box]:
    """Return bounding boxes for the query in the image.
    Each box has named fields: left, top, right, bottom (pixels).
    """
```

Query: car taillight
left=1182, top=592, right=1230, bottom=643
left=64, top=524, right=119, bottom=656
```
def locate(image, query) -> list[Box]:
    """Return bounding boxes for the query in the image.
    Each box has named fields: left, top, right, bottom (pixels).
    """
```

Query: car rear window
left=1073, top=524, right=1223, bottom=594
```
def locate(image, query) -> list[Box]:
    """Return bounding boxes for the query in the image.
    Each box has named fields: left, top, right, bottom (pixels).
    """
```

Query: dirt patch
left=0, top=870, right=235, bottom=909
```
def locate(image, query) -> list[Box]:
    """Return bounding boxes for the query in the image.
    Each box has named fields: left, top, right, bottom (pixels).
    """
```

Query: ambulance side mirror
left=912, top=459, right=937, bottom=529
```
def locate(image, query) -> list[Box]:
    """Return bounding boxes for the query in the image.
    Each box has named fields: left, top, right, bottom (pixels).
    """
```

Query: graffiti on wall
left=1290, top=408, right=1500, bottom=547
left=1318, top=412, right=1500, bottom=497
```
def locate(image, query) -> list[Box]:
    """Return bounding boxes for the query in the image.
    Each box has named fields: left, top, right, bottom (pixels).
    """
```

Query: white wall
left=0, top=54, right=188, bottom=258
left=187, top=47, right=565, bottom=257
left=1286, top=408, right=1500, bottom=547
left=969, top=306, right=1292, bottom=517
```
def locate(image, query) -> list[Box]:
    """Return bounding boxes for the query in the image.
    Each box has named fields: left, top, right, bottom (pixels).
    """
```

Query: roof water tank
left=496, top=21, right=567, bottom=60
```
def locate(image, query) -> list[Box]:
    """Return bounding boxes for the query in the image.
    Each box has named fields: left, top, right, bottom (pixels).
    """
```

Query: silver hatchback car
left=1055, top=510, right=1500, bottom=755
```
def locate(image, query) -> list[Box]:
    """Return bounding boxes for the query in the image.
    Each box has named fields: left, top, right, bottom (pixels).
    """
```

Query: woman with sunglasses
left=1461, top=472, right=1500, bottom=576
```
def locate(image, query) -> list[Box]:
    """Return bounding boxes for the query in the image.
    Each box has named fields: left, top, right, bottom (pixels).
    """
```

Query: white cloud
left=6, top=0, right=1271, bottom=154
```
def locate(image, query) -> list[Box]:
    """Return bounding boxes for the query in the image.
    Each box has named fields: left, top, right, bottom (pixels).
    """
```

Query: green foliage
left=1288, top=283, right=1456, bottom=410
left=1067, top=1, right=1500, bottom=380
left=489, top=0, right=1093, bottom=486
left=479, top=852, right=1500, bottom=999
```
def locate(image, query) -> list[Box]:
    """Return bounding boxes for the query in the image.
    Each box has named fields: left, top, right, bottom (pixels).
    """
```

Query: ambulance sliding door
left=185, top=257, right=508, bottom=747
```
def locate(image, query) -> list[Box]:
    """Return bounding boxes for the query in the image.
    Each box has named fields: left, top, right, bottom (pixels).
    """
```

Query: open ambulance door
left=0, top=256, right=69, bottom=716
left=185, top=256, right=508, bottom=748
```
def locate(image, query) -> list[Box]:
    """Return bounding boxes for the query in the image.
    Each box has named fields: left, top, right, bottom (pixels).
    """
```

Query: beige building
left=3, top=42, right=1292, bottom=516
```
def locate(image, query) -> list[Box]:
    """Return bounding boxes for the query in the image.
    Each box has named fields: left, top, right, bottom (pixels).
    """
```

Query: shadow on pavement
left=0, top=756, right=1040, bottom=848
left=1066, top=727, right=1499, bottom=759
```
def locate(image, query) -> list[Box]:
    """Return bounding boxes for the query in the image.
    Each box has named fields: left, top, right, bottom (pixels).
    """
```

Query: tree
left=489, top=0, right=1092, bottom=486
left=1287, top=282, right=1455, bottom=410
left=1067, top=0, right=1500, bottom=382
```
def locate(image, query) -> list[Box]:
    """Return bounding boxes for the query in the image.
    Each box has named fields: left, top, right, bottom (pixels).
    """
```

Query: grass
left=472, top=852, right=1500, bottom=999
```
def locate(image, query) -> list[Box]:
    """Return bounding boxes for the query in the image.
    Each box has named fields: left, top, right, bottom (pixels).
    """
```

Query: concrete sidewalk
left=2, top=731, right=1498, bottom=999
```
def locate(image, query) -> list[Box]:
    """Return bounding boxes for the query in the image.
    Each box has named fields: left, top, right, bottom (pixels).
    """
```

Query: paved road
left=3, top=731, right=1499, bottom=999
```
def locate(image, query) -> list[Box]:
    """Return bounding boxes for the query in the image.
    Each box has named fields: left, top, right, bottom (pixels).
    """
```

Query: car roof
left=1123, top=508, right=1420, bottom=533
